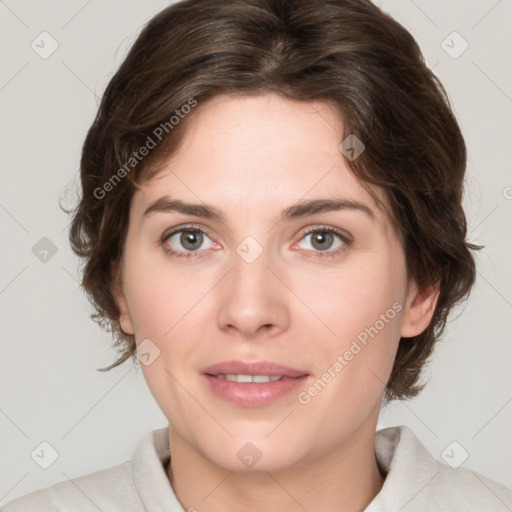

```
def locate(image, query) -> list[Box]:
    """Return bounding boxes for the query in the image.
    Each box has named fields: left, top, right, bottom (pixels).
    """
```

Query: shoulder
left=1, top=427, right=173, bottom=512
left=1, top=461, right=144, bottom=512
left=372, top=425, right=512, bottom=511
left=432, top=464, right=512, bottom=509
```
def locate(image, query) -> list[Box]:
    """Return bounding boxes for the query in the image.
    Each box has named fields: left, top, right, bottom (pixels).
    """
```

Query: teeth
left=216, top=374, right=282, bottom=383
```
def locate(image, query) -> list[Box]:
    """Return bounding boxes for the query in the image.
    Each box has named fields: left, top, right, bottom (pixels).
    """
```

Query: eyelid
left=295, top=224, right=352, bottom=244
left=161, top=222, right=215, bottom=242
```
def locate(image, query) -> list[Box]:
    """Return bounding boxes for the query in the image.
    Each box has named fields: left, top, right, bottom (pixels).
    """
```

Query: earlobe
left=400, top=279, right=440, bottom=338
left=111, top=261, right=135, bottom=336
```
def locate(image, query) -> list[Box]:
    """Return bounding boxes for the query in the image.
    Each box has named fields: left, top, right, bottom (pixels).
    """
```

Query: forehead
left=134, top=93, right=389, bottom=224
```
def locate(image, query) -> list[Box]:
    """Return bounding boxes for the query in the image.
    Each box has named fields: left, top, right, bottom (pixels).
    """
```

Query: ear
left=400, top=278, right=440, bottom=338
left=111, top=260, right=135, bottom=336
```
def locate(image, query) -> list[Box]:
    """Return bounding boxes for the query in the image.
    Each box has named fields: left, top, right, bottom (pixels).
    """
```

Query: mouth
left=202, top=360, right=310, bottom=407
left=208, top=374, right=291, bottom=383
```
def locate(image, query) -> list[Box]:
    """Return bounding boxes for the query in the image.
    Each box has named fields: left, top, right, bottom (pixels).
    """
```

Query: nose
left=216, top=244, right=290, bottom=340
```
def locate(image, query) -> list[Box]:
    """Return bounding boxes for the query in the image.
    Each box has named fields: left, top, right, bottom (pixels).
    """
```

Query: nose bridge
left=216, top=234, right=289, bottom=337
left=230, top=235, right=274, bottom=303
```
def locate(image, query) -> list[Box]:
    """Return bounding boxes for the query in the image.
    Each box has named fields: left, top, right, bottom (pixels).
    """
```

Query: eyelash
left=160, top=224, right=351, bottom=259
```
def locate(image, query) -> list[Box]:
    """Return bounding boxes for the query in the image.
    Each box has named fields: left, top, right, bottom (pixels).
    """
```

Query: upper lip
left=203, top=360, right=309, bottom=378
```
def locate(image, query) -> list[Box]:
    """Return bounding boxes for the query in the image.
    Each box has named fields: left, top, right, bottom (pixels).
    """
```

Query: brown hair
left=66, top=0, right=481, bottom=401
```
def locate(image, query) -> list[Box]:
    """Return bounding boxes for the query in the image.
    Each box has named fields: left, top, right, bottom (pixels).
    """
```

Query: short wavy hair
left=66, top=0, right=481, bottom=401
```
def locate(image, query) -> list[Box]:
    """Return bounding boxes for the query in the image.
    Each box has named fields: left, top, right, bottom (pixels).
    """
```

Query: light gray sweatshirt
left=2, top=425, right=512, bottom=511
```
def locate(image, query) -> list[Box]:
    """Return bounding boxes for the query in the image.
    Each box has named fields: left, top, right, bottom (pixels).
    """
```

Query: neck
left=166, top=419, right=385, bottom=512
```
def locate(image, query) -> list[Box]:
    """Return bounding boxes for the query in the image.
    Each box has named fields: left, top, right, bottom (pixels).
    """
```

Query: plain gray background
left=1, top=0, right=511, bottom=505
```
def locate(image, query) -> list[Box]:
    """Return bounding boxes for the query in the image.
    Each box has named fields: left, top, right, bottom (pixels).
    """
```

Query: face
left=114, top=93, right=437, bottom=473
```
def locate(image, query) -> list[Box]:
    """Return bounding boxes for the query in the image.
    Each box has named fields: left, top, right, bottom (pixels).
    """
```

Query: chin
left=208, top=445, right=298, bottom=474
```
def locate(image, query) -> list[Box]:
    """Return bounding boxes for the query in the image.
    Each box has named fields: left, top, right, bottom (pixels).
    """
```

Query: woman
left=4, top=0, right=511, bottom=510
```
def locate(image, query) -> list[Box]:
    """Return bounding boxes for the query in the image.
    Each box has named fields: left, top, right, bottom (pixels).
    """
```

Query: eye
left=161, top=224, right=351, bottom=259
left=296, top=226, right=350, bottom=257
left=161, top=225, right=215, bottom=258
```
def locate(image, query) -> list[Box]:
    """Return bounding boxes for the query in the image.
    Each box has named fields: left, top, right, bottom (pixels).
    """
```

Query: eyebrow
left=142, top=196, right=375, bottom=222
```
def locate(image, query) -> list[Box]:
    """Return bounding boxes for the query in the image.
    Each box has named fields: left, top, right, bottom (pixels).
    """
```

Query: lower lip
left=202, top=374, right=309, bottom=407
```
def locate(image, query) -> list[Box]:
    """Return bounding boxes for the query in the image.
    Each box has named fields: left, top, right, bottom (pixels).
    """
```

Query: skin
left=113, top=92, right=439, bottom=512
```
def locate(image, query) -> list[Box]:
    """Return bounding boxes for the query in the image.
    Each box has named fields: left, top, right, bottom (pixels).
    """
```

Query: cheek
left=294, top=252, right=405, bottom=346
left=292, top=247, right=406, bottom=395
left=123, top=249, right=206, bottom=338
left=123, top=251, right=213, bottom=396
